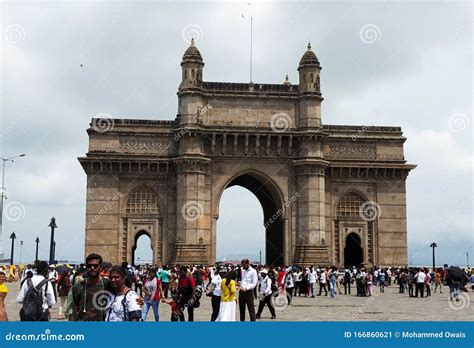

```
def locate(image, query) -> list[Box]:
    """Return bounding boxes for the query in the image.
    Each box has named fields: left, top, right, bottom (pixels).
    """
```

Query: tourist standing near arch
left=238, top=258, right=258, bottom=321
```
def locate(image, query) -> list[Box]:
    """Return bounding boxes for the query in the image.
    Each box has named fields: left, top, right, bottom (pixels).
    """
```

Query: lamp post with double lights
left=0, top=154, right=26, bottom=260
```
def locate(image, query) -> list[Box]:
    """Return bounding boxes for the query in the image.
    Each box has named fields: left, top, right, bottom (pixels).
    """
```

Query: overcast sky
left=1, top=0, right=472, bottom=266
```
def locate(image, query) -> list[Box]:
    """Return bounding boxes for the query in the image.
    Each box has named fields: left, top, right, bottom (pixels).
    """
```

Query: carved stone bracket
left=293, top=158, right=330, bottom=176
left=173, top=156, right=210, bottom=173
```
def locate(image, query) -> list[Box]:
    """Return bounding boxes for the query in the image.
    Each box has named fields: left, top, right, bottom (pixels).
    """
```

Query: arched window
left=310, top=73, right=314, bottom=83
left=126, top=188, right=159, bottom=214
left=336, top=191, right=366, bottom=217
left=191, top=69, right=195, bottom=79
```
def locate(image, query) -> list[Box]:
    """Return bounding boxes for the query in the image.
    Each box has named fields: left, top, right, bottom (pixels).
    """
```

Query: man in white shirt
left=317, top=267, right=328, bottom=296
left=239, top=258, right=258, bottom=321
left=308, top=266, right=317, bottom=298
left=17, top=261, right=56, bottom=321
left=256, top=269, right=276, bottom=319
left=48, top=265, right=58, bottom=301
left=415, top=268, right=426, bottom=298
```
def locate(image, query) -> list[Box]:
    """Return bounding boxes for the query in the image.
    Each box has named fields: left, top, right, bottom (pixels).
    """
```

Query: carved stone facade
left=79, top=41, right=415, bottom=267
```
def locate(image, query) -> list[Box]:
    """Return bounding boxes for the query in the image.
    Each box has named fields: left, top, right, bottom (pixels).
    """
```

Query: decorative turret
left=179, top=38, right=204, bottom=91
left=297, top=43, right=323, bottom=129
left=298, top=43, right=321, bottom=94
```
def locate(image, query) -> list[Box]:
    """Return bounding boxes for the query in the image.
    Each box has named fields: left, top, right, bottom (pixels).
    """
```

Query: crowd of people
left=0, top=256, right=472, bottom=322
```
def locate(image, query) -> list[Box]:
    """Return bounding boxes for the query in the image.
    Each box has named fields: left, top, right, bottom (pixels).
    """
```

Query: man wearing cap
left=256, top=269, right=276, bottom=319
left=239, top=258, right=258, bottom=321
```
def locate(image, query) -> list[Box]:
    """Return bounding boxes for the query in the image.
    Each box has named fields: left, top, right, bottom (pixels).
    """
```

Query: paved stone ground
left=3, top=281, right=473, bottom=321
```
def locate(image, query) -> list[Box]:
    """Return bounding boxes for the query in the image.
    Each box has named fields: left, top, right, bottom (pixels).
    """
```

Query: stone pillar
left=173, top=155, right=211, bottom=264
left=293, top=134, right=330, bottom=265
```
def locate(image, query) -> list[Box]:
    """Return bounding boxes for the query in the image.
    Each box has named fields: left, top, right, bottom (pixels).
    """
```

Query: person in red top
left=177, top=266, right=195, bottom=321
left=141, top=268, right=162, bottom=321
left=277, top=268, right=285, bottom=291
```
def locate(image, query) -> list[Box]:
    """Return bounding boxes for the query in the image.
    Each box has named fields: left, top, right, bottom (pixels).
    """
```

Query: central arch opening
left=344, top=232, right=363, bottom=268
left=133, top=231, right=152, bottom=265
left=217, top=173, right=285, bottom=266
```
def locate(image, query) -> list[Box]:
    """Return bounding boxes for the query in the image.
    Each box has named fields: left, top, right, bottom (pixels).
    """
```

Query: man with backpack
left=17, top=261, right=55, bottom=321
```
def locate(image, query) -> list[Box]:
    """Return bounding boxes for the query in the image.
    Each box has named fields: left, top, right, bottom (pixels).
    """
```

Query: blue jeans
left=329, top=280, right=336, bottom=298
left=142, top=300, right=160, bottom=321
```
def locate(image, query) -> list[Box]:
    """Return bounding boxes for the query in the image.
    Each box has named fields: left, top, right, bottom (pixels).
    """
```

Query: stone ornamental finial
left=191, top=37, right=195, bottom=46
left=283, top=74, right=291, bottom=85
left=308, top=42, right=311, bottom=50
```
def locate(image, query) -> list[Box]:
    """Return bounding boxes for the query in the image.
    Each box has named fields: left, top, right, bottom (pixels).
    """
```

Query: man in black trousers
left=238, top=258, right=258, bottom=321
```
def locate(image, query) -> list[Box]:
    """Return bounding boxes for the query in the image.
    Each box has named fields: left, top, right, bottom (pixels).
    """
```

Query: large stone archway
left=79, top=41, right=415, bottom=266
left=213, top=170, right=286, bottom=266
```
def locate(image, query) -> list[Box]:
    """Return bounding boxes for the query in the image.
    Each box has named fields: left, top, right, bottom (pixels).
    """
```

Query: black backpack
left=19, top=278, right=49, bottom=321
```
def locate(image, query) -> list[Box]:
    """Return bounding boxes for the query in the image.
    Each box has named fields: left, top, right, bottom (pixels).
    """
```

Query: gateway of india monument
left=79, top=40, right=415, bottom=267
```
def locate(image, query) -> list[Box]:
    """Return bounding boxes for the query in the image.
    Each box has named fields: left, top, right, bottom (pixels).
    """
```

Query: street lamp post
left=35, top=237, right=40, bottom=260
left=48, top=217, right=57, bottom=264
left=9, top=231, right=16, bottom=265
left=0, top=154, right=26, bottom=260
left=19, top=240, right=23, bottom=264
left=430, top=242, right=437, bottom=270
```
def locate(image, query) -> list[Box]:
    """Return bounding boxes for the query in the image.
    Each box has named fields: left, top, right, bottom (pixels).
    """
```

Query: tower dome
left=298, top=42, right=320, bottom=70
left=181, top=38, right=204, bottom=65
